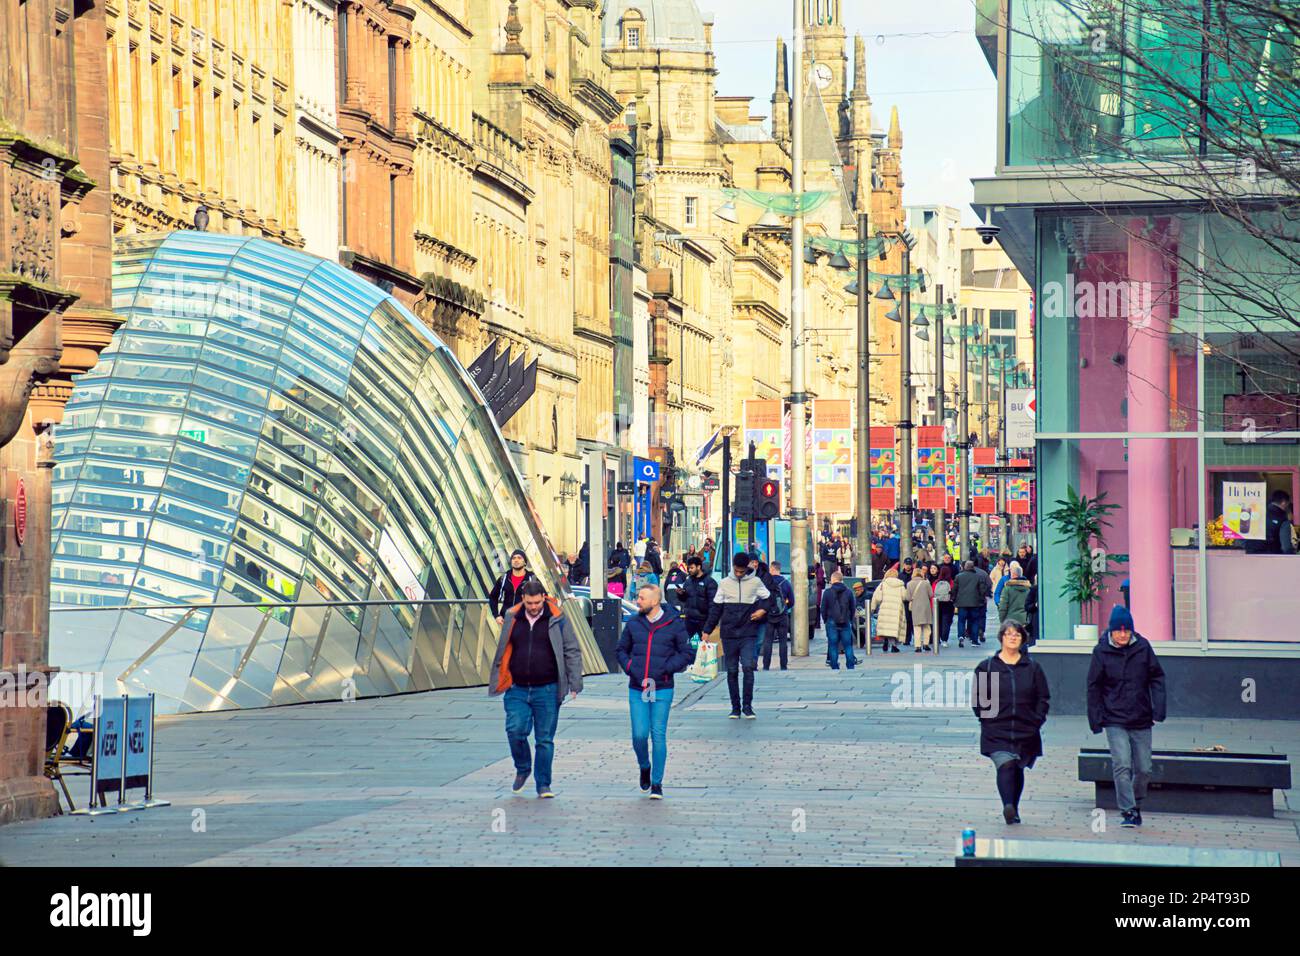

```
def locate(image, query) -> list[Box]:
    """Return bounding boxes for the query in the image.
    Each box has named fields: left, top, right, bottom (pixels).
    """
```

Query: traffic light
left=733, top=462, right=755, bottom=521
left=756, top=476, right=781, bottom=521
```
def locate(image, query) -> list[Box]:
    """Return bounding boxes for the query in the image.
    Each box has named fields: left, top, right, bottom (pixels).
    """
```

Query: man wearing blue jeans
left=954, top=560, right=988, bottom=647
left=1087, top=605, right=1166, bottom=827
left=617, top=584, right=695, bottom=798
left=489, top=581, right=584, bottom=798
left=820, top=570, right=857, bottom=669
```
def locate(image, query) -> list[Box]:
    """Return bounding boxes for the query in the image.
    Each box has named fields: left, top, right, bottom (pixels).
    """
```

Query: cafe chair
left=44, top=702, right=93, bottom=814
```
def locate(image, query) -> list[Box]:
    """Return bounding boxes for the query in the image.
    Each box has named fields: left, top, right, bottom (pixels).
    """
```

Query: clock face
left=812, top=63, right=833, bottom=91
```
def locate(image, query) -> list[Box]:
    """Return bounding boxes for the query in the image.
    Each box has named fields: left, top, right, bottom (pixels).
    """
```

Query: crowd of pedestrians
left=501, top=531, right=1166, bottom=829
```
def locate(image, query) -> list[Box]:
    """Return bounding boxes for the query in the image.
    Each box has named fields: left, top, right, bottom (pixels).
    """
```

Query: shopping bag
left=687, top=639, right=719, bottom=683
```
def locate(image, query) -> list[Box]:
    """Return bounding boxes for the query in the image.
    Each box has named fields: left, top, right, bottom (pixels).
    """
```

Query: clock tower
left=803, top=0, right=848, bottom=135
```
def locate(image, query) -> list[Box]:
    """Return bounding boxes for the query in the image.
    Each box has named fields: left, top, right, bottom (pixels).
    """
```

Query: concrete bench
left=955, top=836, right=1282, bottom=867
left=1078, top=748, right=1292, bottom=818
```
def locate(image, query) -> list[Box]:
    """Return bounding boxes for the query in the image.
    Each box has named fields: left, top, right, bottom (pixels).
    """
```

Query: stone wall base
left=0, top=774, right=58, bottom=827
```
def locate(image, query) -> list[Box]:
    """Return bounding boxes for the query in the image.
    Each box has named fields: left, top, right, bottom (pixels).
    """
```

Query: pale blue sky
left=699, top=0, right=996, bottom=224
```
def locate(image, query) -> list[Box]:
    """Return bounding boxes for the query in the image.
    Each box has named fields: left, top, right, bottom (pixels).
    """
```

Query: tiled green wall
left=1204, top=354, right=1300, bottom=467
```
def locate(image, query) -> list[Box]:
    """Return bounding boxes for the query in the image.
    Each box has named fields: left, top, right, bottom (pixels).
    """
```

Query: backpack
left=769, top=580, right=788, bottom=618
left=934, top=580, right=952, bottom=603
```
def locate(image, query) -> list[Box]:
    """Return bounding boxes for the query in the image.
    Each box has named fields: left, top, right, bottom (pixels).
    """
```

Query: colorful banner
left=869, top=426, right=896, bottom=510
left=916, top=425, right=947, bottom=510
left=945, top=446, right=957, bottom=513
left=1007, top=476, right=1032, bottom=515
left=743, top=399, right=784, bottom=481
left=973, top=474, right=997, bottom=514
left=812, top=399, right=854, bottom=515
left=973, top=446, right=996, bottom=467
left=782, top=409, right=813, bottom=466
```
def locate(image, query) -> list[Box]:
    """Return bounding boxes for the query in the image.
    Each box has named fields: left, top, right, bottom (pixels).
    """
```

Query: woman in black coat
left=972, top=621, right=1050, bottom=824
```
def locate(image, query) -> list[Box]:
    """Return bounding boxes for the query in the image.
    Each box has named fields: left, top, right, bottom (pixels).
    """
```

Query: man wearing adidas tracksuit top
left=617, top=584, right=695, bottom=799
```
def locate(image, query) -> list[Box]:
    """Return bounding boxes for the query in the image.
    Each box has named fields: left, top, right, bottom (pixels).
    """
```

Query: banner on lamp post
left=743, top=399, right=784, bottom=481
left=812, top=399, right=853, bottom=515
left=945, top=446, right=958, bottom=513
left=1007, top=476, right=1032, bottom=515
left=916, top=425, right=947, bottom=511
left=869, top=426, right=896, bottom=511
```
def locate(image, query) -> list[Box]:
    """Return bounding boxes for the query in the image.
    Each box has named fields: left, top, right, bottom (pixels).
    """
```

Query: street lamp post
left=898, top=240, right=914, bottom=563
left=958, top=307, right=971, bottom=558
left=981, top=322, right=991, bottom=549
left=790, top=0, right=810, bottom=657
left=854, top=211, right=871, bottom=567
left=934, top=286, right=945, bottom=564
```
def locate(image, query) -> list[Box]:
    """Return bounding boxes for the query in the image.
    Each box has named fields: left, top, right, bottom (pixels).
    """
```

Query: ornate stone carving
left=9, top=173, right=57, bottom=286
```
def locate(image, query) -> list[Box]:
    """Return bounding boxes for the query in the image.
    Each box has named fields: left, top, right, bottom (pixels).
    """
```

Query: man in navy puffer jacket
left=617, top=584, right=696, bottom=799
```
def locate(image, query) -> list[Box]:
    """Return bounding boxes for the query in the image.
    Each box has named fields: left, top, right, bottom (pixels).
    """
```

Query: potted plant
left=1044, top=486, right=1120, bottom=641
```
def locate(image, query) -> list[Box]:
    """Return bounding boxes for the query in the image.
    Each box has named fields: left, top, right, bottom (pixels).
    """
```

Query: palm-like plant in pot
left=1044, top=486, right=1120, bottom=640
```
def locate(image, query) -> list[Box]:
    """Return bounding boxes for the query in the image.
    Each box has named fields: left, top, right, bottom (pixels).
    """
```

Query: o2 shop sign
left=14, top=477, right=26, bottom=546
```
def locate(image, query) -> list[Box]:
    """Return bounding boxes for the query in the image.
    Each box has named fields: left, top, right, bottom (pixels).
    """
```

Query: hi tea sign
left=1222, top=482, right=1266, bottom=541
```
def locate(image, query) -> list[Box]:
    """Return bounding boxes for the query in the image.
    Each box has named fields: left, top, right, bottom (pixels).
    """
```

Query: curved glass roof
left=49, top=231, right=601, bottom=713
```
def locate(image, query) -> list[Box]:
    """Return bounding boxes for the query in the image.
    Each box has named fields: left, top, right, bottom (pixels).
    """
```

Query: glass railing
left=49, top=594, right=605, bottom=717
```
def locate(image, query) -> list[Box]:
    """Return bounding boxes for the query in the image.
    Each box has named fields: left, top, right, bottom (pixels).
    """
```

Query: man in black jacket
left=645, top=537, right=664, bottom=576
left=762, top=560, right=796, bottom=670
left=1244, top=490, right=1296, bottom=555
left=820, top=571, right=858, bottom=670
left=1015, top=544, right=1039, bottom=585
left=1086, top=605, right=1167, bottom=828
left=954, top=560, right=986, bottom=647
left=675, top=555, right=717, bottom=639
left=703, top=553, right=770, bottom=718
left=489, top=549, right=537, bottom=624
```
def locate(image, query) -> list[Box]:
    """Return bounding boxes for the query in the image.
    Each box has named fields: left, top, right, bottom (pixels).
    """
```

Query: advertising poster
left=973, top=446, right=997, bottom=467
left=916, top=426, right=947, bottom=510
left=743, top=399, right=784, bottom=481
left=869, top=426, right=896, bottom=510
left=1007, top=476, right=1032, bottom=515
left=973, top=475, right=997, bottom=514
left=945, top=446, right=958, bottom=512
left=1007, top=389, right=1035, bottom=448
left=1222, top=481, right=1267, bottom=540
left=812, top=399, right=854, bottom=515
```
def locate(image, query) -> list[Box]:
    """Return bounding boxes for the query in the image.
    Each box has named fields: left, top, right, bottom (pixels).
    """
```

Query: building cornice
left=733, top=298, right=787, bottom=326
left=571, top=76, right=624, bottom=124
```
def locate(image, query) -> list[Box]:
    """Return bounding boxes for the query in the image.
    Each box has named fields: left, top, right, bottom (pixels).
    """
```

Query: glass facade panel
left=51, top=232, right=602, bottom=713
left=1006, top=0, right=1300, bottom=165
left=1034, top=210, right=1300, bottom=646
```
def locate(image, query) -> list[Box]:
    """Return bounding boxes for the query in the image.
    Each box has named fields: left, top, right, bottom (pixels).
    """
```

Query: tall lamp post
left=854, top=211, right=872, bottom=567
left=790, top=0, right=810, bottom=656
left=876, top=231, right=920, bottom=561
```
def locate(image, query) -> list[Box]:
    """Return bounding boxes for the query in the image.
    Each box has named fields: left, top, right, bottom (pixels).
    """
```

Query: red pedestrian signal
left=756, top=477, right=780, bottom=520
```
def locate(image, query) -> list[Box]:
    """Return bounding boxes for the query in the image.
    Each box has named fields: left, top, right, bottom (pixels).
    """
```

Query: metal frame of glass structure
left=50, top=231, right=602, bottom=714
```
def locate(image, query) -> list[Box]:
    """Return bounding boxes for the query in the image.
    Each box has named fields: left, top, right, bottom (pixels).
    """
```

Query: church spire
left=772, top=37, right=791, bottom=147
left=853, top=34, right=868, bottom=98
left=888, top=105, right=903, bottom=149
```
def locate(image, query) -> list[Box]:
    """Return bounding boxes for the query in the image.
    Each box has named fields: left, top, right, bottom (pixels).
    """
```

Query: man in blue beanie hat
left=1086, top=604, right=1167, bottom=827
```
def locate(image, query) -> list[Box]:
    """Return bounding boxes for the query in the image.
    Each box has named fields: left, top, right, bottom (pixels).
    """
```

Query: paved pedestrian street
left=4, top=632, right=1298, bottom=867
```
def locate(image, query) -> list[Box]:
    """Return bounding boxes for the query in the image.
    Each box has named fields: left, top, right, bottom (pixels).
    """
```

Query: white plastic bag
left=687, top=640, right=719, bottom=683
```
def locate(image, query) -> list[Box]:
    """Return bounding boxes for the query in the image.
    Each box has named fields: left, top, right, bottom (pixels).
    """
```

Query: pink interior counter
left=1173, top=546, right=1300, bottom=643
